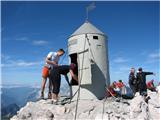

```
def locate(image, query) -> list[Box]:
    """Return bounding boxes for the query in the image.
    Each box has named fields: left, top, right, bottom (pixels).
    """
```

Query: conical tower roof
left=71, top=21, right=105, bottom=37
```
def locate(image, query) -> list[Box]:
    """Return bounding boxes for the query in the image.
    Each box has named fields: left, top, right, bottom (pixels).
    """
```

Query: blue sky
left=1, top=1, right=159, bottom=87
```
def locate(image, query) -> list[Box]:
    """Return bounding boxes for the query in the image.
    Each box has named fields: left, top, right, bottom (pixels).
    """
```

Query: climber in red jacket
left=147, top=80, right=156, bottom=92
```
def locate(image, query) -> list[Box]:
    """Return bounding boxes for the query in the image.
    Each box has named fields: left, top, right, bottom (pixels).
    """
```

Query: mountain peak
left=11, top=91, right=160, bottom=120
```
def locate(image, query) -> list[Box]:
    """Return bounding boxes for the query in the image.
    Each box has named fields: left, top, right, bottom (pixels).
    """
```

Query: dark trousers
left=48, top=79, right=52, bottom=93
left=139, top=88, right=147, bottom=96
left=49, top=67, right=61, bottom=94
left=129, top=84, right=137, bottom=95
left=139, top=84, right=147, bottom=96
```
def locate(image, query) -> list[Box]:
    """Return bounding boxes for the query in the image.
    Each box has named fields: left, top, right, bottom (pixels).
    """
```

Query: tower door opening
left=70, top=53, right=78, bottom=85
left=69, top=50, right=92, bottom=86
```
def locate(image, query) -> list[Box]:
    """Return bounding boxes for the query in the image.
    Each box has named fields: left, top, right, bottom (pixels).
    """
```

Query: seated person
left=147, top=80, right=156, bottom=92
left=110, top=81, right=133, bottom=99
left=107, top=82, right=117, bottom=97
left=116, top=80, right=124, bottom=89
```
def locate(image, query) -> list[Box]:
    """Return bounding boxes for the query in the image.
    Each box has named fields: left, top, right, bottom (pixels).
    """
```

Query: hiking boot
left=51, top=99, right=58, bottom=105
left=48, top=92, right=52, bottom=99
left=115, top=98, right=120, bottom=102
left=40, top=92, right=44, bottom=99
left=145, top=96, right=151, bottom=104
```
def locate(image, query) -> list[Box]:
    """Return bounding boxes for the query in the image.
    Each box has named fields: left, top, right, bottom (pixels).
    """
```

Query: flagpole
left=85, top=2, right=96, bottom=22
left=86, top=8, right=89, bottom=21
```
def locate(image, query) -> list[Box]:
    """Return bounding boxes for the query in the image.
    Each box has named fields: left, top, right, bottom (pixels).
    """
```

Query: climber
left=49, top=63, right=78, bottom=104
left=136, top=67, right=155, bottom=96
left=58, top=63, right=78, bottom=85
left=147, top=80, right=157, bottom=92
left=40, top=49, right=65, bottom=99
left=116, top=80, right=124, bottom=89
left=115, top=80, right=128, bottom=97
left=115, top=80, right=134, bottom=99
left=136, top=67, right=155, bottom=103
left=107, top=81, right=134, bottom=100
left=129, top=68, right=138, bottom=95
left=106, top=82, right=117, bottom=97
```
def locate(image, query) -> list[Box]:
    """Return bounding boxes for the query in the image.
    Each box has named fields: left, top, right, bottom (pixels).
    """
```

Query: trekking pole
left=106, top=88, right=117, bottom=99
left=106, top=88, right=121, bottom=102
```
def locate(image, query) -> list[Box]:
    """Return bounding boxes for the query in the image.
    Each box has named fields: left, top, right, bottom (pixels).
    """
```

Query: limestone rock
left=11, top=90, right=160, bottom=120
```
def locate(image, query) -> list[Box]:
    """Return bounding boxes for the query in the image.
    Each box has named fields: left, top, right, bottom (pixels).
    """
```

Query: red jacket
left=147, top=81, right=154, bottom=88
left=116, top=82, right=124, bottom=89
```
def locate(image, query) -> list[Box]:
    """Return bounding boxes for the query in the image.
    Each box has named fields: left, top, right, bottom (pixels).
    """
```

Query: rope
left=69, top=34, right=97, bottom=103
left=85, top=34, right=96, bottom=62
left=86, top=34, right=106, bottom=120
left=74, top=34, right=87, bottom=120
left=60, top=34, right=98, bottom=118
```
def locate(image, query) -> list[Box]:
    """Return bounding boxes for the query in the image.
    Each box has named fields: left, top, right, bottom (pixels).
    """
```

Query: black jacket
left=136, top=72, right=153, bottom=91
left=129, top=73, right=136, bottom=85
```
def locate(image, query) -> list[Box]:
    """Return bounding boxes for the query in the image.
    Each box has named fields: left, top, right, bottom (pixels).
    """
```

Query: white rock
left=11, top=90, right=160, bottom=120
left=56, top=106, right=66, bottom=115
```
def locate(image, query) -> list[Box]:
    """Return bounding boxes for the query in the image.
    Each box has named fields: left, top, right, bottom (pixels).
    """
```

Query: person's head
left=113, top=81, right=116, bottom=84
left=112, top=82, right=116, bottom=88
left=70, top=63, right=76, bottom=71
left=151, top=79, right=154, bottom=83
left=57, top=49, right=65, bottom=56
left=130, top=67, right=135, bottom=74
left=119, top=80, right=123, bottom=83
left=113, top=81, right=117, bottom=86
left=138, top=67, right=143, bottom=73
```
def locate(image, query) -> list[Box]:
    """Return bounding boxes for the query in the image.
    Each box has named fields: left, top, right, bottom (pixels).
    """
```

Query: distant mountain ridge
left=1, top=87, right=40, bottom=119
left=1, top=83, right=69, bottom=119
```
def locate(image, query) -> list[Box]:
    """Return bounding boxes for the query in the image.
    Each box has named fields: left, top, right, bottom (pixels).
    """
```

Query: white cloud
left=15, top=37, right=28, bottom=41
left=2, top=60, right=43, bottom=68
left=148, top=53, right=160, bottom=59
left=32, top=40, right=48, bottom=46
left=145, top=51, right=160, bottom=63
left=119, top=66, right=130, bottom=71
left=0, top=83, right=36, bottom=88
left=1, top=64, right=5, bottom=67
left=16, top=60, right=43, bottom=67
left=1, top=54, right=43, bottom=68
left=113, top=57, right=129, bottom=63
left=1, top=54, right=10, bottom=60
left=110, top=65, right=130, bottom=74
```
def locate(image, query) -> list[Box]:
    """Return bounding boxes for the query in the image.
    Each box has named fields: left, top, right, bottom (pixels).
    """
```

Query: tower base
left=71, top=86, right=106, bottom=101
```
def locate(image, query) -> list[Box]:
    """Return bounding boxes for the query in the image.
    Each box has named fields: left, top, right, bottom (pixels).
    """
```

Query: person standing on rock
left=136, top=67, right=155, bottom=96
left=40, top=49, right=65, bottom=99
left=129, top=68, right=138, bottom=95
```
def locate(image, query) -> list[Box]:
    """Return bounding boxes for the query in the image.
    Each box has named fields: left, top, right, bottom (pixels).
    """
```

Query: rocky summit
left=11, top=90, right=160, bottom=120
